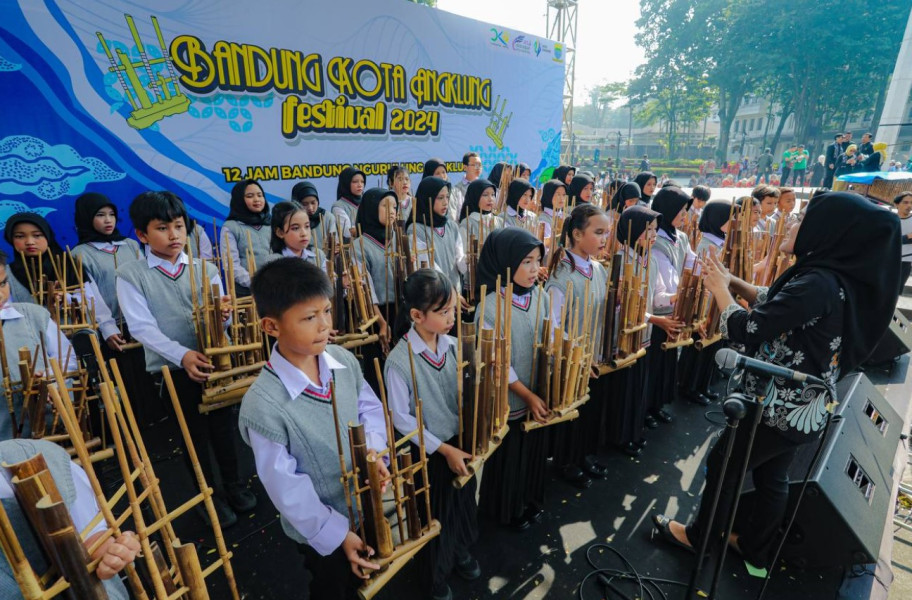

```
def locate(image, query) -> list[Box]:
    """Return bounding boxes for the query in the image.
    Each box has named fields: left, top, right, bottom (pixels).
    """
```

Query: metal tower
left=546, top=0, right=578, bottom=163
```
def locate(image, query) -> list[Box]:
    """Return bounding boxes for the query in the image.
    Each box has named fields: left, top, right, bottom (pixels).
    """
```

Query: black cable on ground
left=577, top=543, right=690, bottom=600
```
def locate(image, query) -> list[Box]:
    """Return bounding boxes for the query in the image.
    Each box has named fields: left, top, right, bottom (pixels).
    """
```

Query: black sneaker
left=455, top=554, right=481, bottom=580
left=561, top=464, right=592, bottom=490
left=652, top=409, right=673, bottom=424
left=197, top=497, right=237, bottom=529
left=618, top=442, right=641, bottom=458
left=226, top=482, right=257, bottom=513
left=431, top=581, right=453, bottom=600
left=645, top=415, right=659, bottom=429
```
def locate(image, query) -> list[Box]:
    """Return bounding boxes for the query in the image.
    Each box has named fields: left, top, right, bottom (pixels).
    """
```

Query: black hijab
left=633, top=171, right=657, bottom=202
left=616, top=205, right=660, bottom=250
left=553, top=165, right=575, bottom=185
left=610, top=182, right=642, bottom=213
left=460, top=179, right=497, bottom=221
left=768, top=192, right=901, bottom=374
left=650, top=185, right=692, bottom=241
left=74, top=192, right=126, bottom=244
left=413, top=176, right=451, bottom=228
left=487, top=162, right=510, bottom=188
left=4, top=213, right=78, bottom=289
left=698, top=201, right=733, bottom=239
left=541, top=180, right=568, bottom=211
left=568, top=174, right=594, bottom=204
left=227, top=180, right=270, bottom=226
left=337, top=167, right=366, bottom=203
left=291, top=181, right=323, bottom=229
left=422, top=158, right=446, bottom=179
left=517, top=162, right=532, bottom=178
left=476, top=227, right=544, bottom=296
left=356, top=188, right=397, bottom=244
left=506, top=179, right=534, bottom=215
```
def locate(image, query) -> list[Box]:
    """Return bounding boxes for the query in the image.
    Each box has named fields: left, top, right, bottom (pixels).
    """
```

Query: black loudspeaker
left=738, top=373, right=902, bottom=568
left=865, top=309, right=912, bottom=365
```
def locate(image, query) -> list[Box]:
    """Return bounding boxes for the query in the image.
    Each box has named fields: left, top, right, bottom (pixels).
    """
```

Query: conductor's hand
left=342, top=531, right=380, bottom=580
left=439, top=443, right=472, bottom=477
left=181, top=350, right=213, bottom=383
left=701, top=248, right=731, bottom=297
left=89, top=531, right=140, bottom=580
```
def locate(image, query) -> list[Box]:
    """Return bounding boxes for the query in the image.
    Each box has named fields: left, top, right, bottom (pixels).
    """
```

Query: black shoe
left=198, top=497, right=237, bottom=529
left=509, top=514, right=532, bottom=531
left=432, top=581, right=453, bottom=600
left=583, top=455, right=609, bottom=479
left=651, top=514, right=694, bottom=554
left=523, top=504, right=545, bottom=524
left=454, top=554, right=481, bottom=580
left=561, top=464, right=592, bottom=489
left=704, top=390, right=721, bottom=401
left=688, top=393, right=711, bottom=407
left=652, top=409, right=673, bottom=424
left=619, top=442, right=641, bottom=458
left=226, top=483, right=257, bottom=513
left=634, top=437, right=647, bottom=449
left=645, top=415, right=659, bottom=429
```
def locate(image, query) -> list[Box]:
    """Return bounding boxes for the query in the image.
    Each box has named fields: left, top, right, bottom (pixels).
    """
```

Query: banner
left=0, top=0, right=564, bottom=250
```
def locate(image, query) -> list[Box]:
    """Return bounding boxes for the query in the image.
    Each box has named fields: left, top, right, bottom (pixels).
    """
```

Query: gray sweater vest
left=8, top=275, right=36, bottom=305
left=238, top=345, right=363, bottom=545
left=353, top=235, right=397, bottom=305
left=332, top=198, right=360, bottom=238
left=0, top=439, right=128, bottom=599
left=384, top=334, right=459, bottom=443
left=71, top=240, right=143, bottom=321
left=475, top=287, right=549, bottom=418
left=458, top=213, right=502, bottom=251
left=222, top=220, right=272, bottom=271
left=407, top=220, right=461, bottom=289
left=546, top=255, right=609, bottom=362
left=1, top=303, right=51, bottom=440
left=116, top=259, right=219, bottom=372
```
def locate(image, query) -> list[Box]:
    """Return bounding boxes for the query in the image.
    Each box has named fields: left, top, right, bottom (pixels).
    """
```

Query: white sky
left=436, top=0, right=645, bottom=105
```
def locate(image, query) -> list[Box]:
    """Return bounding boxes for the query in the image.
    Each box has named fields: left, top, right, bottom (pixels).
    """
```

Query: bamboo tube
left=366, top=454, right=393, bottom=558
left=349, top=424, right=378, bottom=550
left=36, top=496, right=109, bottom=599
left=0, top=496, right=45, bottom=600
left=398, top=449, right=421, bottom=541
left=173, top=541, right=210, bottom=600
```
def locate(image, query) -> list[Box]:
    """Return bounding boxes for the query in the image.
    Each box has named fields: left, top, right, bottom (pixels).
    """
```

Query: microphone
left=715, top=348, right=825, bottom=386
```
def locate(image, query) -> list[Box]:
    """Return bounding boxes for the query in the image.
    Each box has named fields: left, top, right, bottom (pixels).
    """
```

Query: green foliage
left=406, top=0, right=437, bottom=6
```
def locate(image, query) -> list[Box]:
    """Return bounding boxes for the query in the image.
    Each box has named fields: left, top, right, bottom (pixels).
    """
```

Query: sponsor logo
left=489, top=28, right=509, bottom=47
left=533, top=40, right=542, bottom=56
left=511, top=34, right=531, bottom=54
left=553, top=42, right=564, bottom=62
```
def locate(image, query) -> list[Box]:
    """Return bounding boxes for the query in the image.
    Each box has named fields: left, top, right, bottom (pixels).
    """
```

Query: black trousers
left=155, top=369, right=241, bottom=494
left=298, top=543, right=360, bottom=600
left=686, top=418, right=800, bottom=567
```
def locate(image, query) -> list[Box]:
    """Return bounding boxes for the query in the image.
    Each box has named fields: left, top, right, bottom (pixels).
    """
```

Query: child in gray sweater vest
left=241, top=257, right=389, bottom=600
left=221, top=179, right=272, bottom=296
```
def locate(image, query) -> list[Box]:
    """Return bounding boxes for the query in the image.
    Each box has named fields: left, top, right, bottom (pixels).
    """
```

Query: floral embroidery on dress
left=745, top=320, right=758, bottom=334
left=802, top=317, right=820, bottom=329
left=839, top=288, right=845, bottom=301
left=829, top=336, right=842, bottom=351
left=790, top=350, right=805, bottom=366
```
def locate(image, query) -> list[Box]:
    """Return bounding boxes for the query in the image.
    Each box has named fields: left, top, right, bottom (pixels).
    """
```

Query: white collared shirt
left=115, top=250, right=222, bottom=368
left=385, top=326, right=454, bottom=454
left=247, top=344, right=387, bottom=556
left=549, top=248, right=592, bottom=330
left=0, top=302, right=77, bottom=372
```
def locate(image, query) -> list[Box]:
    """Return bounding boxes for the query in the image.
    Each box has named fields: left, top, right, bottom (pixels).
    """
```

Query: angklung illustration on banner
left=0, top=0, right=563, bottom=251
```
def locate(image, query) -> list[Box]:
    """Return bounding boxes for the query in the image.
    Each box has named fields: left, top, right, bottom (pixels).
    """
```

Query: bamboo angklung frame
left=39, top=334, right=241, bottom=600
left=453, top=281, right=511, bottom=488
left=332, top=359, right=440, bottom=600
left=187, top=236, right=269, bottom=413
left=18, top=251, right=98, bottom=339
left=329, top=218, right=382, bottom=352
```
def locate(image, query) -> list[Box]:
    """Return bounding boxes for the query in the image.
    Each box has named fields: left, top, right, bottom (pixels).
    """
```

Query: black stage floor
left=131, top=355, right=910, bottom=600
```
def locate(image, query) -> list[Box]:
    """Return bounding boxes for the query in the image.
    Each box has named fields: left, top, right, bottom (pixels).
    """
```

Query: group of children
left=0, top=158, right=810, bottom=600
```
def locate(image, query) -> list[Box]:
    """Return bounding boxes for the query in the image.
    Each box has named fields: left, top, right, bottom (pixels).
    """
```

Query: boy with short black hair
left=0, top=251, right=77, bottom=440
left=690, top=185, right=711, bottom=218
left=116, top=190, right=254, bottom=527
left=240, top=257, right=389, bottom=600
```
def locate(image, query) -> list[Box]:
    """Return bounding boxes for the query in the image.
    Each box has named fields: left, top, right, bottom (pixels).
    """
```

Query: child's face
left=749, top=205, right=761, bottom=227
left=433, top=166, right=448, bottom=180
left=478, top=187, right=496, bottom=213
left=671, top=205, right=687, bottom=229
left=552, top=187, right=568, bottom=210
left=720, top=218, right=732, bottom=235
left=513, top=247, right=541, bottom=290
left=642, top=178, right=656, bottom=198
left=778, top=192, right=796, bottom=215
left=580, top=183, right=593, bottom=202
left=0, top=265, right=10, bottom=306
left=378, top=196, right=398, bottom=227
left=564, top=169, right=575, bottom=185
left=691, top=197, right=706, bottom=210
left=137, top=217, right=187, bottom=262
left=301, top=196, right=320, bottom=216
left=412, top=289, right=457, bottom=336
left=11, top=222, right=48, bottom=257
left=277, top=211, right=311, bottom=253
left=351, top=174, right=365, bottom=197
left=93, top=206, right=117, bottom=236
left=433, top=187, right=449, bottom=217
left=636, top=219, right=658, bottom=248
left=244, top=184, right=266, bottom=213
left=759, top=196, right=777, bottom=217
left=520, top=168, right=532, bottom=179
left=266, top=297, right=334, bottom=359
left=391, top=172, right=410, bottom=196
left=517, top=189, right=533, bottom=211
left=573, top=214, right=611, bottom=256
left=898, top=196, right=912, bottom=218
